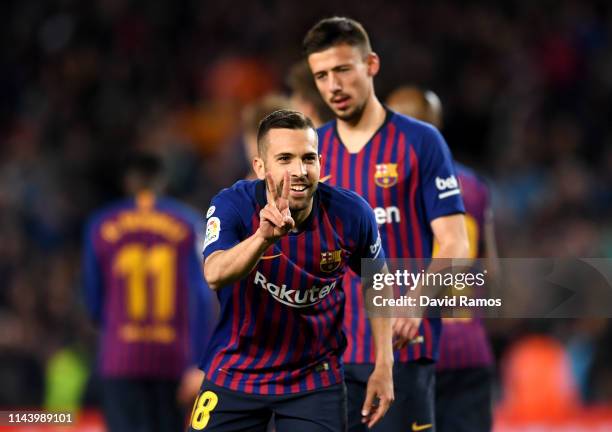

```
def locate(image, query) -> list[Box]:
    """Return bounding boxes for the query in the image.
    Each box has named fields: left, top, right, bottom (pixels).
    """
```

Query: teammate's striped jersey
left=318, top=110, right=465, bottom=363
left=83, top=192, right=217, bottom=379
left=436, top=162, right=494, bottom=370
left=200, top=180, right=384, bottom=395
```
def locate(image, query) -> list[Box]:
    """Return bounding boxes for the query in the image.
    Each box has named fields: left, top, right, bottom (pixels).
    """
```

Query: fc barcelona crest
left=374, top=163, right=399, bottom=188
left=320, top=250, right=342, bottom=273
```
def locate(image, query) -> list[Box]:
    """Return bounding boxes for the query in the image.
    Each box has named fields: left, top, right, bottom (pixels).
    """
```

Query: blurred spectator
left=498, top=335, right=580, bottom=422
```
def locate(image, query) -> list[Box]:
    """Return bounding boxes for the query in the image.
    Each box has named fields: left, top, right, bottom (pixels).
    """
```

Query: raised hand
left=257, top=171, right=295, bottom=242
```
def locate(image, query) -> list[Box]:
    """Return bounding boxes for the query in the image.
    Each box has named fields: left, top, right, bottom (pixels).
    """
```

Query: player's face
left=255, top=127, right=321, bottom=212
left=308, top=44, right=379, bottom=123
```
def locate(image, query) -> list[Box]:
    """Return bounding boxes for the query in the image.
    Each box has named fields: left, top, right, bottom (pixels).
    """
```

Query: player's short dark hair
left=123, top=152, right=163, bottom=184
left=256, top=109, right=316, bottom=156
left=287, top=60, right=334, bottom=124
left=303, top=17, right=372, bottom=57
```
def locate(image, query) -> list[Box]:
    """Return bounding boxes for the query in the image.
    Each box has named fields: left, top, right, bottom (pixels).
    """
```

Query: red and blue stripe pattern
left=318, top=110, right=465, bottom=364
left=201, top=180, right=383, bottom=394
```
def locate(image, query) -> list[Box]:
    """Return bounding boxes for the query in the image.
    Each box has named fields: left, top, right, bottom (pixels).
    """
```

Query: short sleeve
left=348, top=195, right=386, bottom=275
left=419, top=127, right=465, bottom=221
left=202, top=193, right=244, bottom=259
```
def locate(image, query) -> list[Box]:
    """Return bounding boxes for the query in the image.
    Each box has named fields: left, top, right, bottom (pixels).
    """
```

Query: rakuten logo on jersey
left=374, top=206, right=401, bottom=224
left=435, top=175, right=461, bottom=199
left=254, top=271, right=336, bottom=308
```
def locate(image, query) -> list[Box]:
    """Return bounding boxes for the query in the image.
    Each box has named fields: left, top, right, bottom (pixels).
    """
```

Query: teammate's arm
left=82, top=221, right=103, bottom=323
left=204, top=172, right=295, bottom=290
left=394, top=126, right=470, bottom=348
left=483, top=204, right=501, bottom=278
left=362, top=304, right=395, bottom=427
left=392, top=213, right=470, bottom=349
left=431, top=214, right=469, bottom=259
left=348, top=199, right=394, bottom=427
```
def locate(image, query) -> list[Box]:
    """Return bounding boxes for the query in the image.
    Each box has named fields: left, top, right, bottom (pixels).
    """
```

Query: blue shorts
left=187, top=380, right=347, bottom=432
left=435, top=367, right=492, bottom=432
left=345, top=361, right=436, bottom=432
left=101, top=378, right=184, bottom=432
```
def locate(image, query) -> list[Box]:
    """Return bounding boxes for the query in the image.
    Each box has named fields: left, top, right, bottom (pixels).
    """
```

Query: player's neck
left=336, top=95, right=386, bottom=154
left=292, top=203, right=313, bottom=230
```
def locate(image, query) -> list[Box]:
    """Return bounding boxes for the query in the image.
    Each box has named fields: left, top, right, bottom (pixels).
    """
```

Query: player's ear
left=253, top=157, right=266, bottom=180
left=366, top=52, right=380, bottom=77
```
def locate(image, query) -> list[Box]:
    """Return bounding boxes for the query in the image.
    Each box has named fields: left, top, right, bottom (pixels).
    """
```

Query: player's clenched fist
left=257, top=171, right=295, bottom=242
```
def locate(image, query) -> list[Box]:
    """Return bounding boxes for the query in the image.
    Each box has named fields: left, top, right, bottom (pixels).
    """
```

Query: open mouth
left=290, top=184, right=309, bottom=193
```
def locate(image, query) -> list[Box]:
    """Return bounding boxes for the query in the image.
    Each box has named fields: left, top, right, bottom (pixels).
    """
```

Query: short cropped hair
left=303, top=17, right=372, bottom=57
left=256, top=109, right=316, bottom=156
left=123, top=152, right=163, bottom=182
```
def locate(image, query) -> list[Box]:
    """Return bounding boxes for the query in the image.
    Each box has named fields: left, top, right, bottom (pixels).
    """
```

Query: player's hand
left=392, top=317, right=422, bottom=350
left=177, top=367, right=204, bottom=406
left=362, top=364, right=394, bottom=428
left=257, top=171, right=295, bottom=242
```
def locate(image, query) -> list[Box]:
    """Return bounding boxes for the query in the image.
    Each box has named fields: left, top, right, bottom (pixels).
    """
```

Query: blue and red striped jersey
left=436, top=162, right=494, bottom=370
left=83, top=192, right=218, bottom=379
left=200, top=180, right=384, bottom=395
left=318, top=110, right=465, bottom=363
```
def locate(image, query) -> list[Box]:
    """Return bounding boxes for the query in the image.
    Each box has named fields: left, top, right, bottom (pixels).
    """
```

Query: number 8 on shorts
left=190, top=391, right=219, bottom=430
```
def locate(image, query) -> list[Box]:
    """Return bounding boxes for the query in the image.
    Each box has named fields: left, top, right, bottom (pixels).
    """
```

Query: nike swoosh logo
left=412, top=422, right=432, bottom=431
left=261, top=253, right=282, bottom=260
left=319, top=175, right=332, bottom=183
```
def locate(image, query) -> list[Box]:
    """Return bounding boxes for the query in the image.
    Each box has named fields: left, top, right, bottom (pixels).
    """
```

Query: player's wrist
left=374, top=355, right=394, bottom=371
left=253, top=228, right=276, bottom=248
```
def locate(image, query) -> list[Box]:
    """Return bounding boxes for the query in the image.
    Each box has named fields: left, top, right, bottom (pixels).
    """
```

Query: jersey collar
left=333, top=106, right=394, bottom=154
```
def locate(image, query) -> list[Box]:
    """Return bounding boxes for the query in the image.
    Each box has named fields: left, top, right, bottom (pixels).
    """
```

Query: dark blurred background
left=1, top=0, right=611, bottom=427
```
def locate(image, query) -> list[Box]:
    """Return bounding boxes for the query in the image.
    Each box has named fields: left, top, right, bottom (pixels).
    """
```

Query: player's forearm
left=434, top=235, right=470, bottom=260
left=424, top=227, right=471, bottom=308
left=370, top=316, right=394, bottom=369
left=431, top=213, right=470, bottom=261
left=363, top=265, right=394, bottom=365
left=416, top=230, right=469, bottom=302
left=204, top=230, right=273, bottom=290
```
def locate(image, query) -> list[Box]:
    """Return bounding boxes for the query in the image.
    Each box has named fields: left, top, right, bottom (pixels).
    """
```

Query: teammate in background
left=387, top=85, right=497, bottom=432
left=287, top=60, right=335, bottom=128
left=189, top=110, right=395, bottom=432
left=83, top=153, right=218, bottom=432
left=304, top=17, right=469, bottom=431
left=242, top=94, right=291, bottom=179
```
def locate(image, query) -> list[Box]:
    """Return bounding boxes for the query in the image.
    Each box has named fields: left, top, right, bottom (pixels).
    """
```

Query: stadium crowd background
left=1, top=0, right=612, bottom=423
